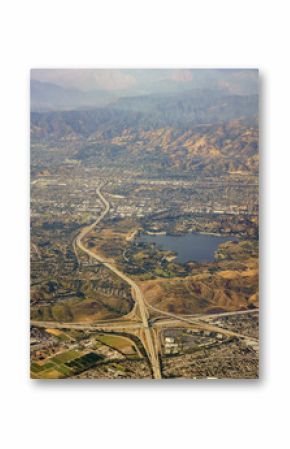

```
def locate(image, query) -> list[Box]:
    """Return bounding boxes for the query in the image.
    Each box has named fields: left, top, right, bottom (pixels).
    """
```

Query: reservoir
left=137, top=232, right=238, bottom=263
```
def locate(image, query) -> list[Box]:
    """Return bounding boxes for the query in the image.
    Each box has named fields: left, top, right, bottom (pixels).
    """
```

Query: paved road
left=74, top=186, right=161, bottom=379
left=30, top=319, right=144, bottom=331
left=145, top=300, right=258, bottom=342
left=31, top=309, right=258, bottom=331
left=32, top=185, right=258, bottom=377
left=150, top=308, right=258, bottom=324
left=32, top=307, right=258, bottom=343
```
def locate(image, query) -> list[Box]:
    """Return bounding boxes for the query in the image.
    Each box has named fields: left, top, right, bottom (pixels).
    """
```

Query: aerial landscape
left=30, top=68, right=259, bottom=380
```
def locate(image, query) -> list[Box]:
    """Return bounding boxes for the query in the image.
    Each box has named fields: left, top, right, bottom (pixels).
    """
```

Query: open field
left=95, top=334, right=140, bottom=356
left=31, top=349, right=100, bottom=379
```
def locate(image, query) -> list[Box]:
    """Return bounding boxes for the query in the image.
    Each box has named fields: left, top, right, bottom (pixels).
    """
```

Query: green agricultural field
left=66, top=352, right=103, bottom=371
left=30, top=349, right=103, bottom=379
left=50, top=349, right=80, bottom=364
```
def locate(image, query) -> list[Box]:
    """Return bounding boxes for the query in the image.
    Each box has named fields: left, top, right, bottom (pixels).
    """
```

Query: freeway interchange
left=32, top=185, right=258, bottom=379
left=75, top=186, right=161, bottom=379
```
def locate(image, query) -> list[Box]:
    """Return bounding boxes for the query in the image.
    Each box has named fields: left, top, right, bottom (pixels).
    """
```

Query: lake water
left=137, top=232, right=238, bottom=263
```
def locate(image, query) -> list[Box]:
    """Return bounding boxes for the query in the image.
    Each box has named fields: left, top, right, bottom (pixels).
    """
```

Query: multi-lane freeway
left=74, top=186, right=161, bottom=379
left=32, top=185, right=258, bottom=379
left=31, top=309, right=258, bottom=342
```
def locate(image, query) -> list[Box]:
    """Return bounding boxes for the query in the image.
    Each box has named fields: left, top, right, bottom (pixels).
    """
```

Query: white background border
left=1, top=1, right=289, bottom=448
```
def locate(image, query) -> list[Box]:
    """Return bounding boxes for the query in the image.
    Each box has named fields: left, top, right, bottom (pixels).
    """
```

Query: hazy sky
left=31, top=68, right=258, bottom=95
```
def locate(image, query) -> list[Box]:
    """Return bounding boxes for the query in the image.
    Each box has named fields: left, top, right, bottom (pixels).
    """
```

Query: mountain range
left=31, top=69, right=258, bottom=111
left=31, top=69, right=259, bottom=177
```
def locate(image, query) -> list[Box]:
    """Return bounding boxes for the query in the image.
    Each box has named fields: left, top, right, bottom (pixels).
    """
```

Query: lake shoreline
left=136, top=232, right=238, bottom=263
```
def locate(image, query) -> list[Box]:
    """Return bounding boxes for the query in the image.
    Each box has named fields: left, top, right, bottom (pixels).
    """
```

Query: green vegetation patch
left=65, top=352, right=103, bottom=372
left=31, top=362, right=45, bottom=373
left=55, top=365, right=73, bottom=376
left=51, top=350, right=80, bottom=364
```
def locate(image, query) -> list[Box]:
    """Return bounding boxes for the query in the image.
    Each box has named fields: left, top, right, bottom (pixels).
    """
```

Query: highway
left=144, top=300, right=258, bottom=342
left=31, top=311, right=257, bottom=340
left=32, top=185, right=258, bottom=379
left=74, top=186, right=162, bottom=379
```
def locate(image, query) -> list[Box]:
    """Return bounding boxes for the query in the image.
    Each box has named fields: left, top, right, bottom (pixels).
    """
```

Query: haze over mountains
left=31, top=69, right=258, bottom=111
left=31, top=69, right=259, bottom=177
